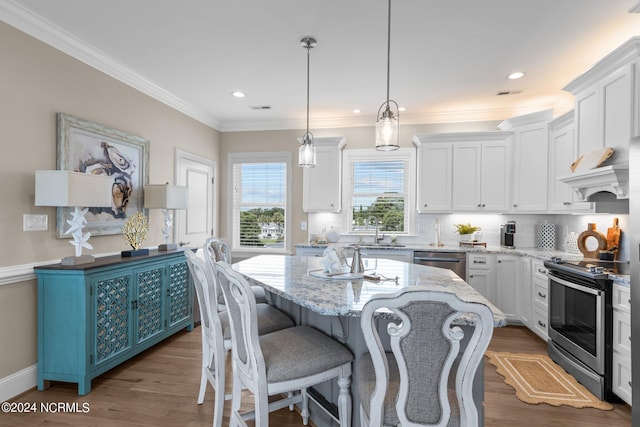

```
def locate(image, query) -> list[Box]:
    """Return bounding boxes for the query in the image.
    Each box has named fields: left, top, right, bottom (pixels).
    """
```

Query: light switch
left=301, top=221, right=307, bottom=231
left=24, top=214, right=48, bottom=231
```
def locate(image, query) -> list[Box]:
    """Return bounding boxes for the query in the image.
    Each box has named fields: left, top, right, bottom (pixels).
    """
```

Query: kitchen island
left=232, top=254, right=506, bottom=426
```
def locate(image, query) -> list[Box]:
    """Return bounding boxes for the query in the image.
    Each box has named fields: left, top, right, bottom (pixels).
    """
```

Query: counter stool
left=215, top=260, right=354, bottom=427
left=357, top=287, right=494, bottom=427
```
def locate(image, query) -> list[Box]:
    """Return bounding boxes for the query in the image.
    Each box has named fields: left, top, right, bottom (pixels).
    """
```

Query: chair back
left=203, top=238, right=233, bottom=306
left=184, top=251, right=225, bottom=348
left=215, top=261, right=266, bottom=388
left=361, top=287, right=494, bottom=427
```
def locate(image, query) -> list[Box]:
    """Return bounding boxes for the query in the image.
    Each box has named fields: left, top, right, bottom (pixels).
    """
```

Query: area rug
left=485, top=351, right=613, bottom=410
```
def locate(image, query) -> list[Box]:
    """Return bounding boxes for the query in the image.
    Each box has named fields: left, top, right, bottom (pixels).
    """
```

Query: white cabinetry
left=451, top=133, right=512, bottom=212
left=564, top=38, right=640, bottom=166
left=412, top=135, right=452, bottom=212
left=466, top=253, right=495, bottom=303
left=519, top=257, right=532, bottom=327
left=531, top=259, right=549, bottom=340
left=495, top=255, right=520, bottom=322
left=612, top=282, right=632, bottom=405
left=302, top=137, right=346, bottom=212
left=499, top=110, right=552, bottom=213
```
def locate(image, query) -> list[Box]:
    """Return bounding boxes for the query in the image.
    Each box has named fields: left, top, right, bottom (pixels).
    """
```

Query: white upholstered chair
left=184, top=251, right=294, bottom=427
left=203, top=237, right=267, bottom=305
left=357, top=287, right=494, bottom=427
left=215, top=260, right=354, bottom=427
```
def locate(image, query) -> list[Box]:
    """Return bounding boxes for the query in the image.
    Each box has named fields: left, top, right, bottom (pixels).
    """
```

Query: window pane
left=233, top=161, right=286, bottom=249
left=351, top=160, right=406, bottom=233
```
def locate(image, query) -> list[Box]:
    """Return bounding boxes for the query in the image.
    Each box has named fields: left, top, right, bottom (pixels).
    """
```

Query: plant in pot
left=454, top=223, right=481, bottom=243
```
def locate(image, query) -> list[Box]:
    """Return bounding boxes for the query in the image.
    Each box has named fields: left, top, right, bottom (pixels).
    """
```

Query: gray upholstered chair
left=215, top=260, right=354, bottom=427
left=358, top=287, right=494, bottom=427
left=203, top=237, right=267, bottom=305
left=184, top=251, right=294, bottom=427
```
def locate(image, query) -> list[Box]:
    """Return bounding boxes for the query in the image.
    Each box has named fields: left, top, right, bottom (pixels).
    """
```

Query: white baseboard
left=0, top=364, right=37, bottom=402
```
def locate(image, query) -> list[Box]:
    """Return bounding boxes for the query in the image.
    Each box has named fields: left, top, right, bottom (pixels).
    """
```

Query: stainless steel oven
left=544, top=258, right=617, bottom=401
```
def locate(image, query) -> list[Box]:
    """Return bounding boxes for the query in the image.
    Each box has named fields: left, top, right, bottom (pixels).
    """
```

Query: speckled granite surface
left=232, top=254, right=507, bottom=327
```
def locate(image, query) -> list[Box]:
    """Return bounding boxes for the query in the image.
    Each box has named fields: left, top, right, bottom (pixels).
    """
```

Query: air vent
left=497, top=90, right=522, bottom=96
left=249, top=105, right=272, bottom=110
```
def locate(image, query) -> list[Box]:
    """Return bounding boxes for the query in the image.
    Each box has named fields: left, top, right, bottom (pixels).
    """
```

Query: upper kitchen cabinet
left=451, top=132, right=513, bottom=212
left=548, top=111, right=595, bottom=213
left=499, top=110, right=552, bottom=213
left=564, top=37, right=640, bottom=166
left=412, top=135, right=453, bottom=212
left=302, top=137, right=346, bottom=212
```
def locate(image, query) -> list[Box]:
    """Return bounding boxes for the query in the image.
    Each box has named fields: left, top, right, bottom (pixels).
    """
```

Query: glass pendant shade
left=299, top=133, right=316, bottom=167
left=375, top=102, right=399, bottom=151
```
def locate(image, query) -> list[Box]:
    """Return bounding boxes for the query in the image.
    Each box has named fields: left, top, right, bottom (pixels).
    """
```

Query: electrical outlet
left=301, top=221, right=307, bottom=231
left=24, top=214, right=48, bottom=231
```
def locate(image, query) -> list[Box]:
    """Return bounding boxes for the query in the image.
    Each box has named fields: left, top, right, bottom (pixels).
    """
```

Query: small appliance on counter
left=500, top=220, right=516, bottom=248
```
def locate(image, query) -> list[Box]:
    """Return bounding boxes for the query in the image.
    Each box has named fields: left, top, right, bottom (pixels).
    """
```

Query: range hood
left=559, top=164, right=629, bottom=201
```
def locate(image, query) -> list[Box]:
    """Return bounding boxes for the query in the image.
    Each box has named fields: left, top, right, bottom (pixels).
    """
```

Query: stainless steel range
left=544, top=257, right=629, bottom=401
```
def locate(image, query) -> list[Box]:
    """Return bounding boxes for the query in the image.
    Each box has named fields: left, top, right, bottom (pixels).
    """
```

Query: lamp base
left=121, top=248, right=150, bottom=257
left=158, top=243, right=178, bottom=251
left=61, top=255, right=96, bottom=265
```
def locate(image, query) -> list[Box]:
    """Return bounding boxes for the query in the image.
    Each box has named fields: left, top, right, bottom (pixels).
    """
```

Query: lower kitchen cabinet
left=496, top=255, right=520, bottom=322
left=531, top=259, right=549, bottom=340
left=519, top=257, right=532, bottom=327
left=467, top=253, right=496, bottom=302
left=612, top=282, right=632, bottom=405
left=35, top=249, right=194, bottom=395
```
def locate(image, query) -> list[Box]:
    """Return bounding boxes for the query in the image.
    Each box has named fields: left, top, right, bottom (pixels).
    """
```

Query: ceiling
left=2, top=0, right=640, bottom=132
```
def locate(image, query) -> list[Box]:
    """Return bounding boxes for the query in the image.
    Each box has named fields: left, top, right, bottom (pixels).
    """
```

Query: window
left=344, top=149, right=415, bottom=235
left=228, top=152, right=291, bottom=252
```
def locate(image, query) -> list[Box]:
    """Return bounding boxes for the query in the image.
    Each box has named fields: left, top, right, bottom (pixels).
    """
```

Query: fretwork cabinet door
left=167, top=259, right=192, bottom=331
left=134, top=263, right=166, bottom=346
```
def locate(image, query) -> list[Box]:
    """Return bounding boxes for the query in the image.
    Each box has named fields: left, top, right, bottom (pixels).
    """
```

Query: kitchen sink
left=347, top=243, right=406, bottom=248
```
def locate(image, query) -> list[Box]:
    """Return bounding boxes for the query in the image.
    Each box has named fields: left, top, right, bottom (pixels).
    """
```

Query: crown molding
left=0, top=0, right=220, bottom=130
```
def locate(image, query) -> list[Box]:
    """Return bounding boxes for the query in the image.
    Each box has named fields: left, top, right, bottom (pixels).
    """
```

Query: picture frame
left=56, top=113, right=150, bottom=238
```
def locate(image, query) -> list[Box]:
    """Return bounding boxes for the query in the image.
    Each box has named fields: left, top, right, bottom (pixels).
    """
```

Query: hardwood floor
left=4, top=326, right=632, bottom=426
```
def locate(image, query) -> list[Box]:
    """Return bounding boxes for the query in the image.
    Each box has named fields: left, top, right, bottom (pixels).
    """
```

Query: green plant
left=454, top=223, right=481, bottom=235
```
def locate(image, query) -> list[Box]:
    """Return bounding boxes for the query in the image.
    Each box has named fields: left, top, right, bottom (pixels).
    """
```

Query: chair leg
left=337, top=368, right=352, bottom=427
left=213, top=371, right=225, bottom=427
left=197, top=369, right=207, bottom=404
left=301, top=388, right=309, bottom=425
left=288, top=391, right=294, bottom=411
left=254, top=391, right=269, bottom=427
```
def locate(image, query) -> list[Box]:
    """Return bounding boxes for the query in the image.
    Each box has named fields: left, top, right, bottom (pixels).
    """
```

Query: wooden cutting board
left=571, top=148, right=614, bottom=172
left=606, top=217, right=621, bottom=259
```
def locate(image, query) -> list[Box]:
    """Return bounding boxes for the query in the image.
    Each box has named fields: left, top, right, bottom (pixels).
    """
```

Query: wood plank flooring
left=3, top=326, right=632, bottom=426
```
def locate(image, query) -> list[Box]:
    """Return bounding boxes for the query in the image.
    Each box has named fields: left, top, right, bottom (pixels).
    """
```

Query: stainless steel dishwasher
left=413, top=251, right=467, bottom=279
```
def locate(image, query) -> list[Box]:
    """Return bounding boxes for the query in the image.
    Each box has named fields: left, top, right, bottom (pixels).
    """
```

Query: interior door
left=174, top=150, right=215, bottom=248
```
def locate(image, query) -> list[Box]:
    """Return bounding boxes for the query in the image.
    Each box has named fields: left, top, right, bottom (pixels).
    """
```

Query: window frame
left=342, top=148, right=416, bottom=236
left=227, top=151, right=292, bottom=254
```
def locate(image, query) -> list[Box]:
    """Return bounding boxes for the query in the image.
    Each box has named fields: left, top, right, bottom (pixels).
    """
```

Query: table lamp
left=35, top=170, right=113, bottom=265
left=144, top=184, right=189, bottom=251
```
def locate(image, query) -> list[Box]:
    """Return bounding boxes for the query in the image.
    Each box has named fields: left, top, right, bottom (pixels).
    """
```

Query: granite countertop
left=295, top=243, right=631, bottom=286
left=232, top=254, right=507, bottom=327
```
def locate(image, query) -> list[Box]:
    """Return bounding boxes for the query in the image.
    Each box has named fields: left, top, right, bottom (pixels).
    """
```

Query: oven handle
left=547, top=272, right=601, bottom=296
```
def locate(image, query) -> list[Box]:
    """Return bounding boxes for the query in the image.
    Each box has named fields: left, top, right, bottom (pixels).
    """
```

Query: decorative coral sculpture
left=122, top=211, right=148, bottom=250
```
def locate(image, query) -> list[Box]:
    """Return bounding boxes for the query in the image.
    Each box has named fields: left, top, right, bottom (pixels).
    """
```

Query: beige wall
left=0, top=22, right=219, bottom=380
left=219, top=121, right=500, bottom=251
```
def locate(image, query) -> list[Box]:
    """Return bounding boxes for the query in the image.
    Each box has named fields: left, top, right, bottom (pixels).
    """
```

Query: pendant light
left=375, top=0, right=400, bottom=151
left=299, top=37, right=317, bottom=167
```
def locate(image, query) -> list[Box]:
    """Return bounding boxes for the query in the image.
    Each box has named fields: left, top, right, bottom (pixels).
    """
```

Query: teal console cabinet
left=35, top=249, right=194, bottom=395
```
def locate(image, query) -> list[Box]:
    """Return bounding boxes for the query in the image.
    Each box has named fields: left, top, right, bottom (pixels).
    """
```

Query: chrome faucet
left=366, top=215, right=384, bottom=244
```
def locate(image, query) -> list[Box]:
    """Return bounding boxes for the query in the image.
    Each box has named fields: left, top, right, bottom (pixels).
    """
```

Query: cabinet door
left=602, top=65, right=633, bottom=164
left=417, top=143, right=452, bottom=212
left=550, top=117, right=577, bottom=210
left=496, top=255, right=520, bottom=322
left=512, top=126, right=548, bottom=212
left=303, top=141, right=343, bottom=212
left=92, top=272, right=134, bottom=367
left=452, top=144, right=481, bottom=211
left=519, top=257, right=532, bottom=327
left=481, top=142, right=511, bottom=211
left=575, top=88, right=600, bottom=157
left=135, top=264, right=166, bottom=345
left=167, top=260, right=192, bottom=329
left=467, top=269, right=494, bottom=302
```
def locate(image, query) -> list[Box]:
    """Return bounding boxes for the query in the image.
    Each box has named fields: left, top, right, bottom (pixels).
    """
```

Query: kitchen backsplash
left=306, top=212, right=630, bottom=262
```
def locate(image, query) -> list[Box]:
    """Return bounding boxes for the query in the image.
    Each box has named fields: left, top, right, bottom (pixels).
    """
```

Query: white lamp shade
left=144, top=184, right=189, bottom=210
left=35, top=170, right=113, bottom=207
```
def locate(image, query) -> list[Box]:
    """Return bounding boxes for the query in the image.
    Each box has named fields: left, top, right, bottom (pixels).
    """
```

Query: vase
left=459, top=234, right=473, bottom=243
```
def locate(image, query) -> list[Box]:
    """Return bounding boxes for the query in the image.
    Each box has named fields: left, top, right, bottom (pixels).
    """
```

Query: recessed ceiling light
left=507, top=72, right=525, bottom=80
left=353, top=109, right=361, bottom=114
left=232, top=91, right=246, bottom=98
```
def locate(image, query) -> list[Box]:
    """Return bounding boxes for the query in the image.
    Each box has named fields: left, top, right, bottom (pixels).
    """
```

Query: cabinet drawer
left=613, top=283, right=631, bottom=313
left=612, top=352, right=632, bottom=405
left=467, top=253, right=494, bottom=270
left=532, top=259, right=548, bottom=282
left=533, top=278, right=548, bottom=307
left=531, top=305, right=548, bottom=341
left=613, top=309, right=632, bottom=357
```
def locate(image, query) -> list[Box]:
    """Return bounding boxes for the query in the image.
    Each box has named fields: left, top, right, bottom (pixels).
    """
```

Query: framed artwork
left=56, top=113, right=150, bottom=238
